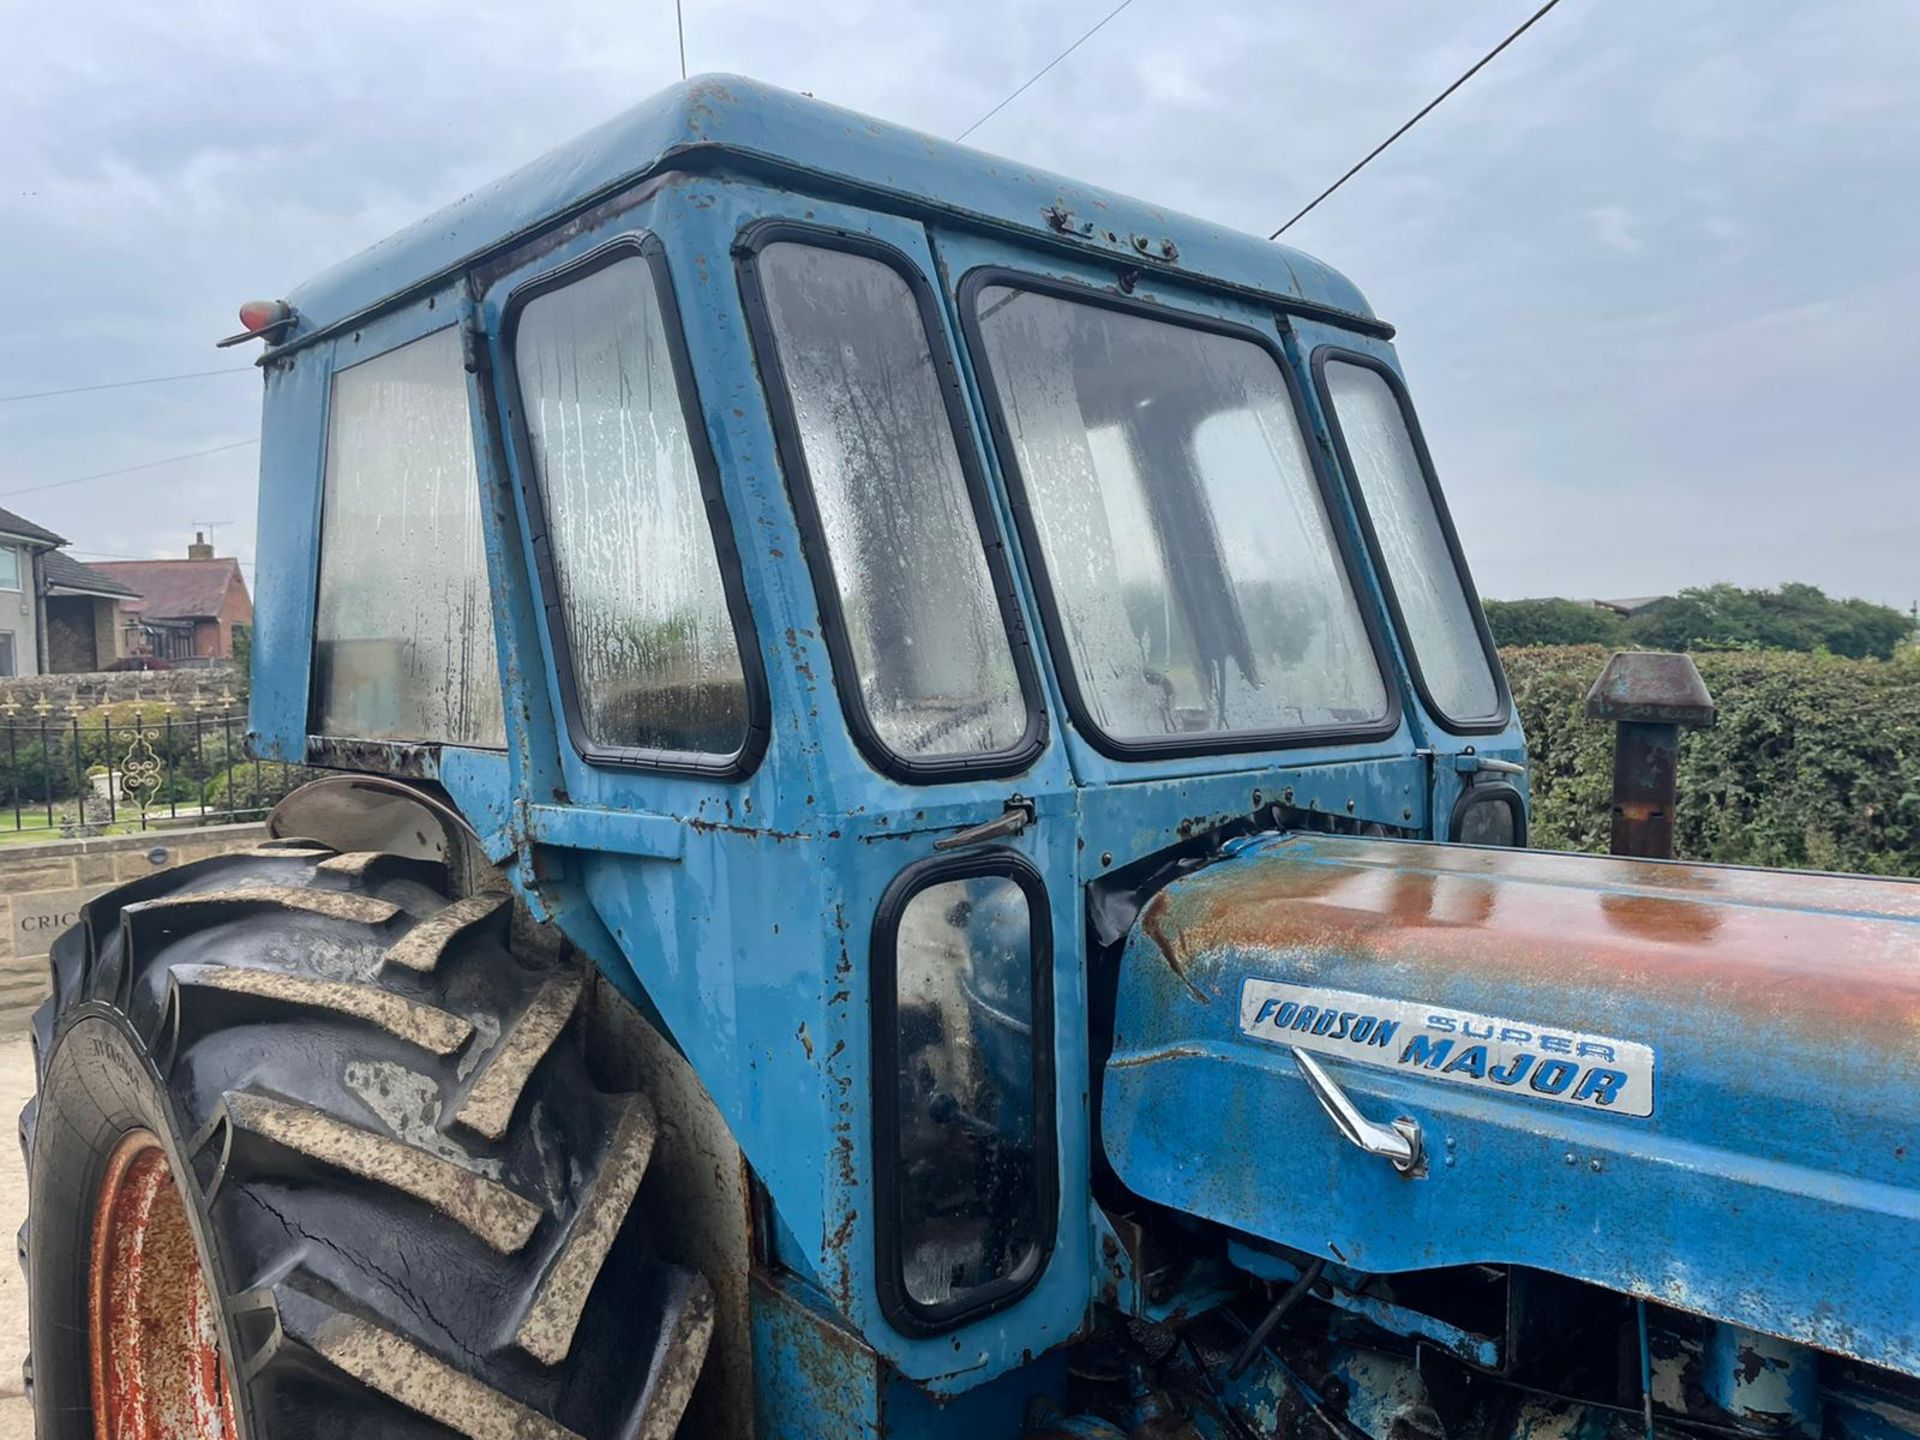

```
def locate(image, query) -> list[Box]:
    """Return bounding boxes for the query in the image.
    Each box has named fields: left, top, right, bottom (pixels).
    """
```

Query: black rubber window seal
left=869, top=847, right=1057, bottom=1336
left=1311, top=345, right=1512, bottom=736
left=496, top=233, right=772, bottom=779
left=734, top=220, right=1048, bottom=786
left=955, top=266, right=1405, bottom=764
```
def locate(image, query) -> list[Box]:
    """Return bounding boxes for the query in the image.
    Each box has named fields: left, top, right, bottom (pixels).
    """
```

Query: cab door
left=716, top=192, right=1092, bottom=1382
left=473, top=172, right=1088, bottom=1390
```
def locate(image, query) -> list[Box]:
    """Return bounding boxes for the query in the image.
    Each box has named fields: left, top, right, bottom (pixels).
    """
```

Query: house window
left=0, top=547, right=20, bottom=592
left=0, top=632, right=15, bottom=677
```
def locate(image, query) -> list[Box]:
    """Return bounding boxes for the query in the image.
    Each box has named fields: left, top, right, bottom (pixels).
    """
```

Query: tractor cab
left=41, top=72, right=1915, bottom=1440
left=242, top=75, right=1524, bottom=1432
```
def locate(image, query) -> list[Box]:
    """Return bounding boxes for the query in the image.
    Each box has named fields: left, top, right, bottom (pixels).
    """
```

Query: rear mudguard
left=1101, top=833, right=1920, bottom=1376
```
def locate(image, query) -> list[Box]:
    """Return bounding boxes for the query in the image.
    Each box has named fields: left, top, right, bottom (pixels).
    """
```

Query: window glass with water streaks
left=974, top=287, right=1388, bottom=745
left=515, top=256, right=749, bottom=759
left=1322, top=360, right=1500, bottom=724
left=892, top=875, right=1041, bottom=1312
left=313, top=327, right=505, bottom=747
left=756, top=243, right=1028, bottom=763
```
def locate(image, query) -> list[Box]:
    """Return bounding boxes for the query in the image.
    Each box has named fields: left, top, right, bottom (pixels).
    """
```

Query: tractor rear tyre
left=20, top=838, right=712, bottom=1439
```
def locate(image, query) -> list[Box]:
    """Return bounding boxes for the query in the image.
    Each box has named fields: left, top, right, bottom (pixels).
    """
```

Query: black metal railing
left=0, top=705, right=308, bottom=838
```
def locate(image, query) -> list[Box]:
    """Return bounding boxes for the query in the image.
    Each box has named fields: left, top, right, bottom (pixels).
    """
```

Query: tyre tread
left=23, top=846, right=710, bottom=1440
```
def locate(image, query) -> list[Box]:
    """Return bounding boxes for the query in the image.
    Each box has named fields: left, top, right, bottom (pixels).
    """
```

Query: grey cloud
left=0, top=0, right=1913, bottom=611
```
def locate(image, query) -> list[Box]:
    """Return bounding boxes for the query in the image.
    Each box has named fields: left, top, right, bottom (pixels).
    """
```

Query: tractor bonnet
left=1102, top=833, right=1920, bottom=1376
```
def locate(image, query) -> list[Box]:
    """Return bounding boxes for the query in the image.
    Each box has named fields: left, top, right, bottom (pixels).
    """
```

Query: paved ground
left=0, top=1037, right=32, bottom=1437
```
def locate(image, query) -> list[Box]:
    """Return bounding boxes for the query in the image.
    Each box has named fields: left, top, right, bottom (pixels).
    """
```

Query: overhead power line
left=3, top=6, right=1553, bottom=514
left=0, top=366, right=253, bottom=406
left=1270, top=0, right=1568, bottom=238
left=0, top=438, right=259, bottom=502
left=955, top=0, right=1137, bottom=143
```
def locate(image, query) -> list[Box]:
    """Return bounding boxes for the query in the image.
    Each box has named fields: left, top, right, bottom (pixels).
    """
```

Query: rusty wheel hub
left=89, top=1130, right=239, bottom=1440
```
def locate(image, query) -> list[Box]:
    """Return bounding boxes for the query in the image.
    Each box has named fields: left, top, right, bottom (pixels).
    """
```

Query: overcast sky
left=2, top=0, right=1915, bottom=611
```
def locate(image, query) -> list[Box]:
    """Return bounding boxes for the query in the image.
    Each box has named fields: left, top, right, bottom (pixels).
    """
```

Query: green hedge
left=201, top=761, right=325, bottom=815
left=1505, top=647, right=1920, bottom=877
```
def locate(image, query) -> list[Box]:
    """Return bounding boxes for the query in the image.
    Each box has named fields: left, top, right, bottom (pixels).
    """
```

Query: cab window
left=313, top=327, right=506, bottom=747
left=511, top=249, right=756, bottom=765
left=968, top=283, right=1389, bottom=754
left=743, top=235, right=1040, bottom=779
left=874, top=854, right=1054, bottom=1330
left=1316, top=353, right=1503, bottom=727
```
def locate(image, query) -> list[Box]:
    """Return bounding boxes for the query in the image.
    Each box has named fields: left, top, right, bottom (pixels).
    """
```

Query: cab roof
left=280, top=75, right=1385, bottom=348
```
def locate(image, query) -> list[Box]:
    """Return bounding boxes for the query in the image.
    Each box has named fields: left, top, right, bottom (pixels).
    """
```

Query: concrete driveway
left=0, top=1037, right=32, bottom=1436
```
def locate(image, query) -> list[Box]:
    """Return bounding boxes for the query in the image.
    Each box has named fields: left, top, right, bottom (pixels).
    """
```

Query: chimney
left=188, top=531, right=214, bottom=561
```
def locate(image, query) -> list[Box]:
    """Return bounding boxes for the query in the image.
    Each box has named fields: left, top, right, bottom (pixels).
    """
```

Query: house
left=0, top=505, right=141, bottom=676
left=1591, top=595, right=1670, bottom=619
left=0, top=506, right=60, bottom=676
left=91, top=533, right=252, bottom=662
left=42, top=550, right=140, bottom=672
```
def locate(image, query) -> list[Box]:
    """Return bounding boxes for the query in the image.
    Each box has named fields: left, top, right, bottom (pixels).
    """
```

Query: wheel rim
left=89, top=1129, right=239, bottom=1440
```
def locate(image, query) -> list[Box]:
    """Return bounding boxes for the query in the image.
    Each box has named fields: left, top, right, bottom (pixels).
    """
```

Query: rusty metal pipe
left=1585, top=652, right=1716, bottom=860
left=1607, top=719, right=1681, bottom=859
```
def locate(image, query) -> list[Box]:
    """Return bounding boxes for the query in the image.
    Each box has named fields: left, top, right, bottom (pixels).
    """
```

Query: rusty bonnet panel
left=1103, top=833, right=1920, bottom=1377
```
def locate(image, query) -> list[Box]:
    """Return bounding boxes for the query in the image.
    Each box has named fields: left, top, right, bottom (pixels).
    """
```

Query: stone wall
left=0, top=661, right=241, bottom=713
left=0, top=822, right=264, bottom=1023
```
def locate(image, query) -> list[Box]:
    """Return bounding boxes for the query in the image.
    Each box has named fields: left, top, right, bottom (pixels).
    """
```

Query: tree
left=1482, top=598, right=1628, bottom=648
left=1627, top=589, right=1740, bottom=652
left=1628, top=584, right=1914, bottom=660
left=1825, top=595, right=1916, bottom=661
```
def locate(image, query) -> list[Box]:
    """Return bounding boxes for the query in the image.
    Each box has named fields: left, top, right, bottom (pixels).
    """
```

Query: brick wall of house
left=93, top=597, right=123, bottom=667
left=215, top=577, right=253, bottom=659
left=0, top=822, right=265, bottom=1024
left=43, top=596, right=121, bottom=673
left=43, top=597, right=95, bottom=673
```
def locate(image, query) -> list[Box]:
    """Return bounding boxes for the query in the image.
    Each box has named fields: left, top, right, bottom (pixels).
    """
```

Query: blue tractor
left=23, top=77, right=1920, bottom=1440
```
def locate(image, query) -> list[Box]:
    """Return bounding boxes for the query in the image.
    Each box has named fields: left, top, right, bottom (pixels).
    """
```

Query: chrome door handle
left=1453, top=754, right=1526, bottom=776
left=933, top=796, right=1035, bottom=852
left=1291, top=1047, right=1424, bottom=1175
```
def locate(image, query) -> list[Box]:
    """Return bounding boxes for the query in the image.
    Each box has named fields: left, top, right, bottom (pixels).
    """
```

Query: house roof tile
left=0, top=505, right=68, bottom=548
left=88, top=557, right=247, bottom=620
left=42, top=550, right=139, bottom=598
